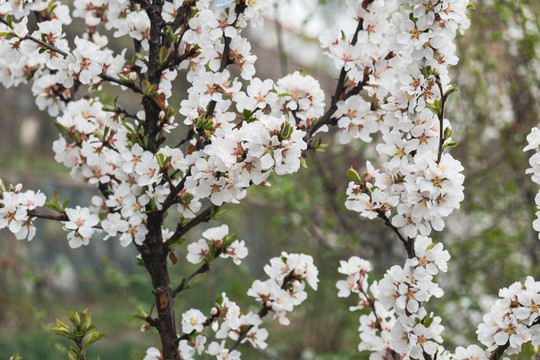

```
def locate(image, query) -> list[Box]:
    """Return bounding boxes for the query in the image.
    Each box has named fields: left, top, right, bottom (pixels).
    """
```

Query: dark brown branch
left=304, top=73, right=369, bottom=146
left=172, top=248, right=222, bottom=297
left=145, top=316, right=161, bottom=331
left=28, top=210, right=104, bottom=230
left=160, top=170, right=190, bottom=212
left=25, top=34, right=67, bottom=56
left=99, top=73, right=143, bottom=94
left=162, top=47, right=198, bottom=72
left=376, top=210, right=415, bottom=258
left=167, top=205, right=215, bottom=246
left=436, top=79, right=447, bottom=164
left=28, top=210, right=68, bottom=222
left=170, top=0, right=195, bottom=34
left=174, top=128, right=195, bottom=148
left=304, top=12, right=372, bottom=148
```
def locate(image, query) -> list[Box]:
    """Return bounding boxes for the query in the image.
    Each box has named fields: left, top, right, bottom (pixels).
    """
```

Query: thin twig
left=172, top=248, right=222, bottom=297
left=174, top=128, right=195, bottom=148
left=303, top=18, right=366, bottom=143
left=28, top=210, right=103, bottom=229
left=376, top=210, right=415, bottom=258
left=99, top=73, right=144, bottom=94
left=28, top=211, right=68, bottom=222
left=167, top=206, right=215, bottom=245
left=436, top=80, right=447, bottom=164
left=160, top=169, right=190, bottom=212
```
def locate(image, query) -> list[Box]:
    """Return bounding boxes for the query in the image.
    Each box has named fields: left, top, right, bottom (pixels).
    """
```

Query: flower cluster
left=332, top=0, right=468, bottom=237
left=524, top=127, right=540, bottom=238
left=186, top=224, right=248, bottom=265
left=0, top=180, right=46, bottom=240
left=476, top=276, right=540, bottom=355
left=248, top=252, right=319, bottom=326
left=144, top=252, right=318, bottom=359
left=0, top=0, right=315, bottom=247
left=338, top=236, right=450, bottom=359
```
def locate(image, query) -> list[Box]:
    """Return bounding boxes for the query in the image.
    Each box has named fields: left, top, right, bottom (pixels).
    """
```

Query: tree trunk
left=140, top=213, right=179, bottom=360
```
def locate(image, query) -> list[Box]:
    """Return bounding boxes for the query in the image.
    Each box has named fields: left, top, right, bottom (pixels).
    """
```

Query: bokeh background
left=2, top=0, right=540, bottom=359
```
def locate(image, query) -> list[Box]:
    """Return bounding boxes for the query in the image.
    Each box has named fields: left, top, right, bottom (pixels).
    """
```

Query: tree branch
left=167, top=205, right=215, bottom=246
left=99, top=73, right=143, bottom=94
left=171, top=248, right=222, bottom=297
left=28, top=210, right=68, bottom=222
left=160, top=169, right=190, bottom=213
left=435, top=78, right=447, bottom=164
left=376, top=210, right=415, bottom=258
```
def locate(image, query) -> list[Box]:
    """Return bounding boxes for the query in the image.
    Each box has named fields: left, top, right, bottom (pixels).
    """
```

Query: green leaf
left=68, top=348, right=79, bottom=360
left=169, top=237, right=187, bottom=251
left=56, top=319, right=70, bottom=329
left=216, top=294, right=224, bottom=306
left=444, top=84, right=458, bottom=97
left=54, top=121, right=79, bottom=143
left=427, top=100, right=441, bottom=115
left=181, top=192, right=194, bottom=202
left=45, top=189, right=65, bottom=214
left=195, top=113, right=206, bottom=128
left=83, top=330, right=106, bottom=348
left=80, top=309, right=91, bottom=331
left=158, top=46, right=169, bottom=66
left=443, top=141, right=458, bottom=148
left=444, top=127, right=452, bottom=140
left=137, top=307, right=148, bottom=318
left=51, top=326, right=71, bottom=337
left=421, top=66, right=432, bottom=78
left=279, top=122, right=294, bottom=140
left=211, top=208, right=230, bottom=219
left=69, top=311, right=81, bottom=328
left=347, top=167, right=362, bottom=184
left=44, top=203, right=61, bottom=213
left=102, top=104, right=116, bottom=112
left=156, top=153, right=166, bottom=167
left=166, top=25, right=178, bottom=43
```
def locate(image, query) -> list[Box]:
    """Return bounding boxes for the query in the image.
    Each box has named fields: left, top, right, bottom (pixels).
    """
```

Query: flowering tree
left=2, top=0, right=539, bottom=359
